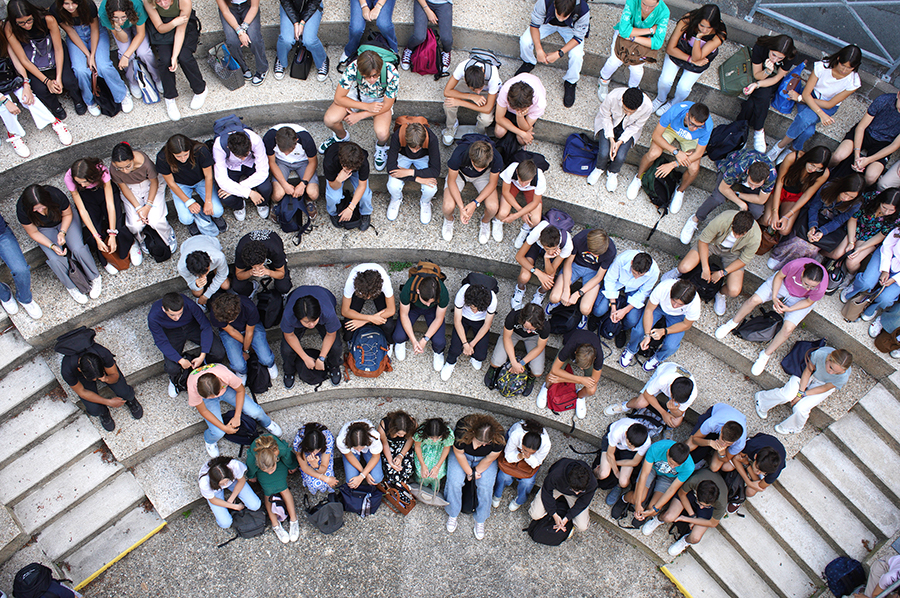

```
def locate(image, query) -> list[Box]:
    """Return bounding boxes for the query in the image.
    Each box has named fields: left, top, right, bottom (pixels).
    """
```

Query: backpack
left=547, top=364, right=579, bottom=413
left=722, top=469, right=746, bottom=510
left=637, top=316, right=667, bottom=358
left=459, top=132, right=494, bottom=150
left=304, top=493, right=344, bottom=534
left=771, top=60, right=806, bottom=114
left=288, top=41, right=313, bottom=80
left=394, top=116, right=431, bottom=149
left=562, top=133, right=599, bottom=176
left=548, top=304, right=579, bottom=335
left=274, top=193, right=313, bottom=244
left=345, top=323, right=393, bottom=378
left=706, top=120, right=749, bottom=163
left=339, top=482, right=383, bottom=517
left=599, top=310, right=625, bottom=344
left=217, top=508, right=267, bottom=547
left=220, top=409, right=262, bottom=458
left=718, top=45, right=754, bottom=96
left=466, top=48, right=502, bottom=83
left=12, top=563, right=69, bottom=598
left=356, top=31, right=399, bottom=88
left=256, top=278, right=285, bottom=330
left=297, top=348, right=330, bottom=387
left=734, top=308, right=784, bottom=342
left=245, top=351, right=272, bottom=395
left=824, top=557, right=867, bottom=598
left=213, top=114, right=246, bottom=153
left=142, top=226, right=172, bottom=263
left=407, top=260, right=446, bottom=304
left=680, top=263, right=725, bottom=303
left=92, top=71, right=121, bottom=117
left=641, top=157, right=683, bottom=241
left=780, top=338, right=827, bottom=378
left=525, top=495, right=574, bottom=545
left=494, top=362, right=530, bottom=398
left=512, top=149, right=551, bottom=173
left=335, top=188, right=364, bottom=230
left=461, top=272, right=499, bottom=294
left=172, top=348, right=202, bottom=393
left=410, top=27, right=440, bottom=77
left=54, top=326, right=97, bottom=355
left=543, top=208, right=575, bottom=237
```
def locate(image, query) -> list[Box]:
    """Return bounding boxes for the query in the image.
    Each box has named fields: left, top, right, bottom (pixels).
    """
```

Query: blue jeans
left=593, top=294, right=643, bottom=329
left=785, top=102, right=839, bottom=151
left=444, top=453, right=498, bottom=524
left=66, top=24, right=128, bottom=104
left=278, top=6, right=326, bottom=68
left=344, top=0, right=398, bottom=56
left=342, top=449, right=385, bottom=483
left=325, top=175, right=373, bottom=216
left=174, top=181, right=224, bottom=236
left=202, top=386, right=271, bottom=444
left=493, top=468, right=538, bottom=506
left=596, top=135, right=633, bottom=174
left=219, top=328, right=276, bottom=375
left=207, top=479, right=262, bottom=528
left=0, top=228, right=32, bottom=304
left=625, top=306, right=686, bottom=362
left=847, top=258, right=900, bottom=317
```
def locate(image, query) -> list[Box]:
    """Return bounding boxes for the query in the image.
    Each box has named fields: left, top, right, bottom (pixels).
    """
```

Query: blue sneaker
left=606, top=485, right=625, bottom=506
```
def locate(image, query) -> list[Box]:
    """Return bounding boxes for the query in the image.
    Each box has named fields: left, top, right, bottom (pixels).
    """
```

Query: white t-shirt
left=269, top=123, right=312, bottom=166
left=878, top=556, right=900, bottom=590
left=454, top=284, right=498, bottom=321
left=525, top=221, right=574, bottom=258
left=642, top=362, right=698, bottom=411
left=607, top=418, right=652, bottom=455
left=503, top=421, right=552, bottom=468
left=198, top=459, right=247, bottom=500
left=720, top=232, right=737, bottom=250
left=343, top=263, right=394, bottom=299
left=812, top=61, right=861, bottom=103
left=336, top=419, right=384, bottom=455
left=451, top=60, right=502, bottom=95
left=500, top=162, right=547, bottom=195
left=649, top=279, right=702, bottom=321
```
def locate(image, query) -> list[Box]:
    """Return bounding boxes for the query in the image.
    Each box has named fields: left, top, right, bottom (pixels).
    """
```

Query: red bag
left=547, top=364, right=578, bottom=413
left=410, top=28, right=439, bottom=76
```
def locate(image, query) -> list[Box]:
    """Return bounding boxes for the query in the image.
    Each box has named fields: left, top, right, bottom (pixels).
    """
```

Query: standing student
left=440, top=278, right=497, bottom=381
left=494, top=73, right=547, bottom=147
left=322, top=141, right=374, bottom=231
left=99, top=0, right=161, bottom=99
left=341, top=262, right=396, bottom=340
left=605, top=361, right=697, bottom=430
left=393, top=264, right=449, bottom=370
left=595, top=418, right=650, bottom=506
left=176, top=235, right=230, bottom=306
left=594, top=249, right=658, bottom=330
left=763, top=146, right=832, bottom=234
left=413, top=418, right=454, bottom=490
left=403, top=0, right=453, bottom=76
left=264, top=124, right=319, bottom=217
left=440, top=136, right=503, bottom=244
left=588, top=86, right=652, bottom=191
left=442, top=53, right=502, bottom=145
left=686, top=403, right=747, bottom=472
left=157, top=134, right=227, bottom=237
left=275, top=0, right=328, bottom=82
left=110, top=142, right=176, bottom=254
left=246, top=434, right=299, bottom=543
left=212, top=127, right=272, bottom=222
left=215, top=0, right=267, bottom=86
left=0, top=213, right=41, bottom=319
left=510, top=221, right=573, bottom=309
left=378, top=411, right=417, bottom=487
left=496, top=158, right=546, bottom=247
left=529, top=458, right=597, bottom=534
left=536, top=328, right=604, bottom=419
left=232, top=230, right=291, bottom=297
left=494, top=419, right=551, bottom=511
left=736, top=35, right=799, bottom=153
left=338, top=0, right=398, bottom=72
left=484, top=304, right=548, bottom=395
left=830, top=91, right=900, bottom=187
left=208, top=292, right=278, bottom=382
left=336, top=419, right=385, bottom=486
left=385, top=119, right=441, bottom=224
left=293, top=422, right=339, bottom=495
left=620, top=279, right=700, bottom=372
left=280, top=286, right=343, bottom=388
left=198, top=456, right=262, bottom=529
left=550, top=228, right=616, bottom=327
left=597, top=0, right=669, bottom=101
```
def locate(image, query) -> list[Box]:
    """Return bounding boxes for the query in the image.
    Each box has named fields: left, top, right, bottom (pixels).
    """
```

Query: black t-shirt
left=50, top=0, right=98, bottom=26
left=453, top=417, right=504, bottom=457
left=571, top=231, right=617, bottom=271
left=234, top=230, right=287, bottom=271
left=155, top=144, right=214, bottom=187
left=208, top=293, right=260, bottom=333
left=504, top=308, right=550, bottom=339
left=742, top=433, right=786, bottom=484
left=385, top=126, right=441, bottom=180
left=60, top=343, right=115, bottom=388
left=447, top=141, right=504, bottom=179
left=751, top=43, right=799, bottom=75
left=16, top=186, right=69, bottom=228
left=557, top=329, right=604, bottom=372
left=323, top=143, right=369, bottom=182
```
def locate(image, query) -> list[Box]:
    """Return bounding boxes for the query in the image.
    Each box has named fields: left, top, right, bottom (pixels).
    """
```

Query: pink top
left=186, top=364, right=242, bottom=407
left=64, top=164, right=111, bottom=192
left=780, top=258, right=827, bottom=302
left=497, top=73, right=547, bottom=120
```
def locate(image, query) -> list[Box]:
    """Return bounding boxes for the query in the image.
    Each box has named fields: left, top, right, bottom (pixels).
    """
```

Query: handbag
left=101, top=248, right=130, bottom=272
left=841, top=285, right=883, bottom=322
left=288, top=42, right=313, bottom=80
left=669, top=35, right=717, bottom=74
left=875, top=326, right=900, bottom=353
left=497, top=455, right=538, bottom=480
left=91, top=70, right=121, bottom=117
left=460, top=476, right=478, bottom=514
left=408, top=481, right=449, bottom=506
left=0, top=57, right=24, bottom=94
left=65, top=250, right=93, bottom=295
left=376, top=481, right=416, bottom=515
left=756, top=218, right=781, bottom=255
left=771, top=60, right=806, bottom=114
left=134, top=58, right=160, bottom=104
left=207, top=43, right=245, bottom=91
left=26, top=37, right=55, bottom=71
left=614, top=35, right=658, bottom=66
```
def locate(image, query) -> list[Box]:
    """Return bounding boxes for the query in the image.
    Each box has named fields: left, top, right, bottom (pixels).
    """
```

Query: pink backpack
left=410, top=28, right=439, bottom=76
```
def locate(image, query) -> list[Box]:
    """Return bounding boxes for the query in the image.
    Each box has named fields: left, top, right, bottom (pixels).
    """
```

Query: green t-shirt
left=682, top=469, right=728, bottom=520
left=399, top=277, right=450, bottom=310
left=246, top=435, right=298, bottom=496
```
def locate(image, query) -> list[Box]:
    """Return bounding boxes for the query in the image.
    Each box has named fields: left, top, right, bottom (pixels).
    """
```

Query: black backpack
left=142, top=227, right=172, bottom=263
left=548, top=304, right=579, bottom=335
left=54, top=326, right=97, bottom=355
left=297, top=347, right=330, bottom=388
left=734, top=308, right=784, bottom=342
left=641, top=157, right=683, bottom=241
left=335, top=188, right=363, bottom=230
left=245, top=351, right=271, bottom=395
left=274, top=192, right=313, bottom=244
left=681, top=264, right=725, bottom=303
left=92, top=71, right=121, bottom=117
left=217, top=508, right=267, bottom=547
left=637, top=316, right=667, bottom=358
left=525, top=495, right=574, bottom=545
left=304, top=493, right=344, bottom=534
left=460, top=272, right=499, bottom=294
left=12, top=563, right=70, bottom=598
left=220, top=408, right=262, bottom=457
left=706, top=120, right=749, bottom=162
left=598, top=293, right=627, bottom=343
left=256, top=278, right=285, bottom=330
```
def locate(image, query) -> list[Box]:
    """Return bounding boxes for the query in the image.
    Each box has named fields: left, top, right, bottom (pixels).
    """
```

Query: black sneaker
left=284, top=374, right=295, bottom=389
left=127, top=399, right=144, bottom=419
left=98, top=413, right=116, bottom=431
left=522, top=374, right=535, bottom=397
left=515, top=62, right=535, bottom=76
left=330, top=368, right=341, bottom=386
left=610, top=495, right=629, bottom=520
left=212, top=216, right=228, bottom=232
left=316, top=56, right=330, bottom=82
left=483, top=366, right=499, bottom=390
left=615, top=329, right=627, bottom=348
left=187, top=222, right=201, bottom=236
left=563, top=81, right=576, bottom=108
left=73, top=100, right=88, bottom=116
left=52, top=105, right=67, bottom=120
left=360, top=214, right=371, bottom=232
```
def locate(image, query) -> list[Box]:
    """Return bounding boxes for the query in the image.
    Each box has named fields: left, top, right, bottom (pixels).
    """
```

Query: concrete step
left=828, top=411, right=900, bottom=505
left=0, top=505, right=26, bottom=566
left=663, top=552, right=732, bottom=598
left=0, top=417, right=102, bottom=504
left=0, top=393, right=79, bottom=468
left=13, top=449, right=123, bottom=534
left=689, top=527, right=779, bottom=598
left=0, top=355, right=58, bottom=421
left=855, top=384, right=900, bottom=448
left=775, top=459, right=876, bottom=560
left=0, top=325, right=35, bottom=379
left=37, top=471, right=147, bottom=561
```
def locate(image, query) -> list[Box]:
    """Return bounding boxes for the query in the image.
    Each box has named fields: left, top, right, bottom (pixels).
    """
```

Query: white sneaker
left=234, top=205, right=247, bottom=221
left=289, top=519, right=300, bottom=542
left=643, top=357, right=660, bottom=372
left=21, top=300, right=42, bottom=319
left=104, top=262, right=119, bottom=275
left=641, top=515, right=663, bottom=536
left=267, top=363, right=279, bottom=380
left=87, top=103, right=101, bottom=117
left=67, top=286, right=88, bottom=304
left=715, top=319, right=739, bottom=339
left=256, top=204, right=270, bottom=220
left=491, top=496, right=501, bottom=508
left=597, top=79, right=609, bottom=102
left=273, top=523, right=290, bottom=544
left=754, top=394, right=768, bottom=419
left=168, top=381, right=178, bottom=398
left=120, top=94, right=134, bottom=113
left=164, top=98, right=181, bottom=121
left=714, top=293, right=727, bottom=316
left=508, top=499, right=523, bottom=512
left=440, top=362, right=455, bottom=381
left=442, top=123, right=457, bottom=146
left=679, top=217, right=698, bottom=245
left=767, top=257, right=780, bottom=270
left=446, top=516, right=458, bottom=533
left=7, top=134, right=30, bottom=158
left=478, top=222, right=490, bottom=245
left=470, top=359, right=482, bottom=371
left=474, top=522, right=485, bottom=540
left=650, top=97, right=666, bottom=113
left=606, top=172, right=618, bottom=192
left=420, top=200, right=432, bottom=224
left=869, top=316, right=883, bottom=338
left=619, top=350, right=634, bottom=368
left=374, top=145, right=388, bottom=172
left=491, top=219, right=503, bottom=242
left=265, top=421, right=283, bottom=436
left=668, top=536, right=690, bottom=556
left=655, top=101, right=673, bottom=117
left=862, top=310, right=877, bottom=322
left=129, top=242, right=143, bottom=266
left=575, top=397, right=586, bottom=419
left=394, top=342, right=407, bottom=361
left=0, top=296, right=18, bottom=315
left=514, top=227, right=530, bottom=249
left=670, top=190, right=684, bottom=214
left=604, top=402, right=628, bottom=416
left=129, top=83, right=142, bottom=99
left=891, top=349, right=900, bottom=360
left=765, top=143, right=784, bottom=163
left=536, top=383, right=548, bottom=409
left=190, top=88, right=208, bottom=110
left=205, top=441, right=220, bottom=457
left=587, top=168, right=603, bottom=186
left=531, top=291, right=545, bottom=306
left=386, top=197, right=402, bottom=221
left=626, top=175, right=642, bottom=200
left=51, top=120, right=73, bottom=145
left=433, top=351, right=444, bottom=371
left=753, top=129, right=766, bottom=153
left=751, top=351, right=770, bottom=376
left=442, top=219, right=453, bottom=241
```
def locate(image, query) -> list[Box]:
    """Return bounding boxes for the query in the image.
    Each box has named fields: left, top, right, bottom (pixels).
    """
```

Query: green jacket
left=698, top=211, right=761, bottom=266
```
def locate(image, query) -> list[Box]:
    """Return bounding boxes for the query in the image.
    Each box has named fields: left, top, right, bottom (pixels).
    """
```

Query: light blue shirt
left=602, top=249, right=660, bottom=309
left=698, top=403, right=748, bottom=456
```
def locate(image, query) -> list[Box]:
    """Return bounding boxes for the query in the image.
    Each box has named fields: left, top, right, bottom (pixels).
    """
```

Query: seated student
left=198, top=456, right=261, bottom=529
left=341, top=262, right=396, bottom=341
left=402, top=0, right=452, bottom=76
left=413, top=418, right=455, bottom=491
left=716, top=258, right=827, bottom=376
left=322, top=141, right=373, bottom=231
left=337, top=419, right=385, bottom=487
left=484, top=304, right=548, bottom=395
left=441, top=136, right=503, bottom=244
left=496, top=158, right=546, bottom=247
left=177, top=235, right=230, bottom=307
left=209, top=292, right=278, bottom=382
left=393, top=264, right=449, bottom=370
left=550, top=228, right=616, bottom=327
left=656, top=469, right=727, bottom=556
left=293, top=422, right=339, bottom=495
left=620, top=279, right=700, bottom=372
left=212, top=127, right=272, bottom=222
left=597, top=0, right=669, bottom=101
left=755, top=346, right=852, bottom=434
left=445, top=414, right=505, bottom=540
left=529, top=457, right=597, bottom=534
left=0, top=213, right=41, bottom=319
left=594, top=250, right=658, bottom=331
left=215, top=0, right=266, bottom=86
left=595, top=418, right=650, bottom=507
left=280, top=286, right=342, bottom=388
left=736, top=35, right=799, bottom=152
left=378, top=411, right=417, bottom=487
left=588, top=87, right=652, bottom=191
left=625, top=101, right=713, bottom=215
left=157, top=134, right=227, bottom=237
left=275, top=0, right=327, bottom=82
left=853, top=554, right=900, bottom=598
left=763, top=146, right=832, bottom=235
left=441, top=278, right=498, bottom=381
left=493, top=419, right=551, bottom=511
left=841, top=227, right=900, bottom=320
left=510, top=221, right=573, bottom=309
left=838, top=188, right=900, bottom=278
left=442, top=54, right=503, bottom=145
left=264, top=124, right=319, bottom=217
left=605, top=361, right=697, bottom=430
left=517, top=0, right=590, bottom=107
left=494, top=73, right=547, bottom=147
left=687, top=403, right=747, bottom=472
left=319, top=50, right=398, bottom=172
left=99, top=0, right=161, bottom=100
left=187, top=363, right=282, bottom=458
left=536, top=328, right=604, bottom=420
left=723, top=433, right=785, bottom=498
left=611, top=439, right=693, bottom=524
left=670, top=211, right=762, bottom=316
left=148, top=292, right=226, bottom=398
left=246, top=434, right=299, bottom=544
left=386, top=119, right=440, bottom=224
left=60, top=340, right=143, bottom=432
left=232, top=230, right=291, bottom=297
left=829, top=91, right=900, bottom=187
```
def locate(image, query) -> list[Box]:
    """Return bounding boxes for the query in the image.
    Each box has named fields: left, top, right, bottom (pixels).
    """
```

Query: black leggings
left=30, top=60, right=81, bottom=114
left=736, top=85, right=777, bottom=131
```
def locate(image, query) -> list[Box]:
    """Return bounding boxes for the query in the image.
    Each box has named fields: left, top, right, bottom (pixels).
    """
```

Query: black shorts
left=843, top=126, right=893, bottom=165
left=525, top=243, right=545, bottom=264
left=687, top=492, right=713, bottom=521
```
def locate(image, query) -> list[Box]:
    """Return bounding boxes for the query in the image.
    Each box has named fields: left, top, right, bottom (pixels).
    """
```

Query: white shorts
left=754, top=274, right=814, bottom=325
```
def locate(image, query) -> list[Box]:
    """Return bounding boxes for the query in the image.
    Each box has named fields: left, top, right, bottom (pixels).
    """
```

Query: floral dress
left=292, top=426, right=336, bottom=495
left=382, top=436, right=416, bottom=486
left=413, top=432, right=455, bottom=486
left=853, top=196, right=898, bottom=242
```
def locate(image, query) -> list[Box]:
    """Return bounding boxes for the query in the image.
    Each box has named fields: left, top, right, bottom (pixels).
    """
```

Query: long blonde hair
left=253, top=435, right=280, bottom=470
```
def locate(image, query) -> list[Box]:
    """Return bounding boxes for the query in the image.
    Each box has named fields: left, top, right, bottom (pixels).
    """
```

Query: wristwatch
left=423, top=335, right=431, bottom=343
left=530, top=267, right=536, bottom=274
left=318, top=355, right=326, bottom=362
left=673, top=148, right=680, bottom=156
left=557, top=49, right=564, bottom=58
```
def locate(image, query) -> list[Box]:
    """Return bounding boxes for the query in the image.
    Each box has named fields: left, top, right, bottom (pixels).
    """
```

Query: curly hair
left=463, top=284, right=492, bottom=312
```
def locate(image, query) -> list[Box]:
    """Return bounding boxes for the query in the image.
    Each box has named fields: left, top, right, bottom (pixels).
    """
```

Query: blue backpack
left=562, top=133, right=599, bottom=176
left=274, top=193, right=313, bottom=243
left=824, top=557, right=866, bottom=597
left=345, top=323, right=393, bottom=378
left=771, top=60, right=806, bottom=115
left=213, top=114, right=246, bottom=152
